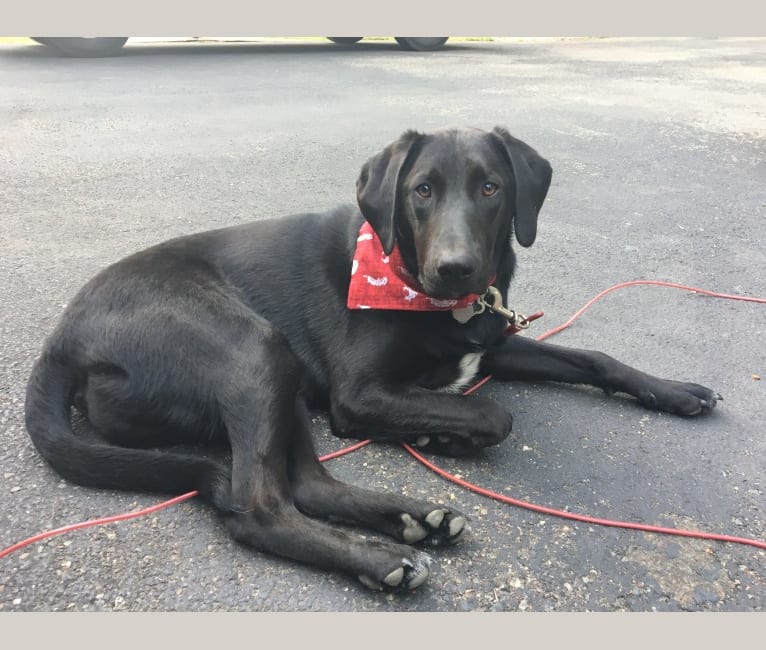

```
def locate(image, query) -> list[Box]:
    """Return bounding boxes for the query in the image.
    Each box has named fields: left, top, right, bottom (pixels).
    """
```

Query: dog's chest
left=408, top=311, right=503, bottom=394
left=428, top=351, right=485, bottom=394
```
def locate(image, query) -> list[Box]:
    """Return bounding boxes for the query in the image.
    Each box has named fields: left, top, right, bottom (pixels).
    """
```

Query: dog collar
left=347, top=221, right=483, bottom=313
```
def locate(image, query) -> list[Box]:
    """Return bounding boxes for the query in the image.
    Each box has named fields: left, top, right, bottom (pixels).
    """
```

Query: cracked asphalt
left=1, top=36, right=764, bottom=611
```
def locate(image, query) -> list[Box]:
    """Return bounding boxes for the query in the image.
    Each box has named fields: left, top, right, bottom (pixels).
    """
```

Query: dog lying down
left=25, top=127, right=720, bottom=591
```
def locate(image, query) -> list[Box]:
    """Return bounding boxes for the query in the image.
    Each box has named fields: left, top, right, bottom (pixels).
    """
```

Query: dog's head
left=356, top=127, right=552, bottom=299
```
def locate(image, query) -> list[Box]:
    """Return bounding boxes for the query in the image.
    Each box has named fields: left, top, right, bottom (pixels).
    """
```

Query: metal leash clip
left=478, top=286, right=530, bottom=329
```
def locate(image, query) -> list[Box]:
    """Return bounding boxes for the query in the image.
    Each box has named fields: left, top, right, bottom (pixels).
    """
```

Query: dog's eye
left=481, top=182, right=499, bottom=197
left=415, top=183, right=432, bottom=199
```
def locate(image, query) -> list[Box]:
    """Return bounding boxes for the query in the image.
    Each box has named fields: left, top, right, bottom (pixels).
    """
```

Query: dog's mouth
left=417, top=273, right=491, bottom=301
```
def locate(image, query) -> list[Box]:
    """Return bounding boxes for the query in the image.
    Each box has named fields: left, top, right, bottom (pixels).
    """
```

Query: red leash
left=2, top=280, right=765, bottom=559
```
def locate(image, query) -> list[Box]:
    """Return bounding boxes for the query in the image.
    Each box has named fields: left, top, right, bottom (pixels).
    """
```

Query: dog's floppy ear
left=356, top=130, right=421, bottom=255
left=491, top=126, right=552, bottom=248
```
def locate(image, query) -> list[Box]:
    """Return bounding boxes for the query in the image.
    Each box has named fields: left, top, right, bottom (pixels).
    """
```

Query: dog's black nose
left=436, top=257, right=477, bottom=281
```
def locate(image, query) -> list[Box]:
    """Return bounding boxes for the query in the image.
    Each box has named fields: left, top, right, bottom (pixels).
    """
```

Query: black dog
left=25, top=127, right=720, bottom=591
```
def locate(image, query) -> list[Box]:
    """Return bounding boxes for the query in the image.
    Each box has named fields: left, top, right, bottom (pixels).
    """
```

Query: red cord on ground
left=0, top=443, right=375, bottom=559
left=402, top=443, right=766, bottom=551
left=2, top=280, right=765, bottom=559
left=0, top=492, right=199, bottom=559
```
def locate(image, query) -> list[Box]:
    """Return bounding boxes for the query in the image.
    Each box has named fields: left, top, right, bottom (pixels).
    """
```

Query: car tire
left=37, top=37, right=129, bottom=57
left=327, top=37, right=364, bottom=45
left=395, top=37, right=449, bottom=51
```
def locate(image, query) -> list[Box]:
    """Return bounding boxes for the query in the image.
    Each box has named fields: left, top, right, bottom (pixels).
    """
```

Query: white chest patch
left=437, top=352, right=485, bottom=394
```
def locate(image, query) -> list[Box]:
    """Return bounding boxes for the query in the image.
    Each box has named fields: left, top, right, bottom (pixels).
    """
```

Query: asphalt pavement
left=1, top=36, right=764, bottom=611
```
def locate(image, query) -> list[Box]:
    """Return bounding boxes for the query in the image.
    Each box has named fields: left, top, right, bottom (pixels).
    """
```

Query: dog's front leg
left=329, top=384, right=513, bottom=455
left=482, top=335, right=721, bottom=416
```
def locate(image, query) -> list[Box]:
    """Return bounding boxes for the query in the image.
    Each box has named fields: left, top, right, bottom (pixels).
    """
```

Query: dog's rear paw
left=358, top=551, right=432, bottom=591
left=639, top=380, right=722, bottom=416
left=399, top=509, right=467, bottom=546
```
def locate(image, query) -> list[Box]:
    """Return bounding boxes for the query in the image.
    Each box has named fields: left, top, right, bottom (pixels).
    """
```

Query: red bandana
left=347, top=221, right=483, bottom=312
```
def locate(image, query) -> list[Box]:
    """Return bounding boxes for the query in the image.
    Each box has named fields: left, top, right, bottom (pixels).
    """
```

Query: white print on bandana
left=429, top=298, right=458, bottom=308
left=403, top=286, right=419, bottom=302
left=364, top=275, right=389, bottom=287
left=381, top=255, right=390, bottom=264
left=351, top=260, right=359, bottom=275
left=357, top=233, right=373, bottom=242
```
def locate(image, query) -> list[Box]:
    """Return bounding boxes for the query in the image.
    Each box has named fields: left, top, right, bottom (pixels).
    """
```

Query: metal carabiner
left=480, top=286, right=530, bottom=329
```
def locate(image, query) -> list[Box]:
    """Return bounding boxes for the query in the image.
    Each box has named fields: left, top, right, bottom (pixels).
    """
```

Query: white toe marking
left=449, top=516, right=466, bottom=537
left=425, top=509, right=445, bottom=529
left=384, top=567, right=404, bottom=586
left=407, top=565, right=429, bottom=589
left=401, top=513, right=428, bottom=543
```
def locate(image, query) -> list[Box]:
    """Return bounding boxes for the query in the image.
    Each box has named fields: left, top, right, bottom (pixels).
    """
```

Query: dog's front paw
left=410, top=433, right=494, bottom=456
left=638, top=380, right=722, bottom=416
left=410, top=406, right=512, bottom=456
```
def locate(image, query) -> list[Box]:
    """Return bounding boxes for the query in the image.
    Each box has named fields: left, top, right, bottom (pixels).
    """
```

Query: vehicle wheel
left=39, top=37, right=129, bottom=57
left=395, top=37, right=449, bottom=51
left=327, top=37, right=363, bottom=45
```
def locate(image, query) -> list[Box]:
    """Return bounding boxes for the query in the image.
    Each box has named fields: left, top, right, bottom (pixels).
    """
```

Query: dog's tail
left=24, top=351, right=231, bottom=510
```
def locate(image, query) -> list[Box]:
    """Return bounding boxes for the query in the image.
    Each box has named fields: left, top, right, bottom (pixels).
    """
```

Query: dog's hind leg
left=218, top=330, right=433, bottom=591
left=288, top=398, right=466, bottom=547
